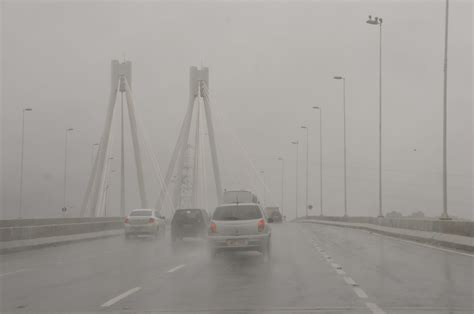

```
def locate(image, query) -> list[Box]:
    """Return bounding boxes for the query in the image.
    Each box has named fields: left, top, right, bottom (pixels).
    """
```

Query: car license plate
left=226, top=239, right=247, bottom=247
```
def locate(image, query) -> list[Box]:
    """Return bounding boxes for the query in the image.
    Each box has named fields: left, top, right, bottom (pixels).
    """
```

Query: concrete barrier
left=301, top=216, right=474, bottom=237
left=0, top=217, right=124, bottom=253
left=299, top=216, right=474, bottom=253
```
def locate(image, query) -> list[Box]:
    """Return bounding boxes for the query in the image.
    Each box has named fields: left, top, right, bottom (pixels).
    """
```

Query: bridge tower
left=156, top=66, right=223, bottom=211
left=80, top=60, right=148, bottom=217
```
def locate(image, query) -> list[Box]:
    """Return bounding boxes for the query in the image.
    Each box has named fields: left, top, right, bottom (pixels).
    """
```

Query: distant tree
left=386, top=211, right=403, bottom=218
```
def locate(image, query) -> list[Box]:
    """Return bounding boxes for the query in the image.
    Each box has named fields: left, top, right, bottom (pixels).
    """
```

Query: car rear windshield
left=212, top=205, right=262, bottom=221
left=130, top=210, right=152, bottom=216
left=173, top=209, right=203, bottom=222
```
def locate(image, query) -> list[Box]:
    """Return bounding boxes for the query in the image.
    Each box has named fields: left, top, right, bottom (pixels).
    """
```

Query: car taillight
left=124, top=217, right=129, bottom=224
left=210, top=221, right=217, bottom=233
left=148, top=217, right=155, bottom=223
left=257, top=218, right=265, bottom=232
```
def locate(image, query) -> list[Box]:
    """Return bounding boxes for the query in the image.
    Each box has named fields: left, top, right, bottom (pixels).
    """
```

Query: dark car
left=171, top=208, right=209, bottom=242
left=270, top=211, right=283, bottom=223
left=264, top=207, right=283, bottom=223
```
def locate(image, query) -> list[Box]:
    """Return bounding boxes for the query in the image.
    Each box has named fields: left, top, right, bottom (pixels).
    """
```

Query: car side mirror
left=268, top=218, right=274, bottom=223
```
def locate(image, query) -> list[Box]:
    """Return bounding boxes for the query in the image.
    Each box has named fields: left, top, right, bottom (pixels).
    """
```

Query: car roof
left=217, top=203, right=261, bottom=207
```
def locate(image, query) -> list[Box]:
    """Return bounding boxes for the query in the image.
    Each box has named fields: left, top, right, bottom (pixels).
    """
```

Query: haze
left=1, top=0, right=472, bottom=220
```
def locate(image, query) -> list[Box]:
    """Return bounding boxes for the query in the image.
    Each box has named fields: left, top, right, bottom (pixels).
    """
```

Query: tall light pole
left=301, top=126, right=309, bottom=217
left=333, top=76, right=348, bottom=217
left=278, top=157, right=285, bottom=218
left=260, top=170, right=265, bottom=206
left=291, top=141, right=299, bottom=219
left=312, top=106, right=323, bottom=216
left=18, top=107, right=33, bottom=218
left=63, top=128, right=74, bottom=214
left=367, top=15, right=384, bottom=218
left=440, top=0, right=451, bottom=220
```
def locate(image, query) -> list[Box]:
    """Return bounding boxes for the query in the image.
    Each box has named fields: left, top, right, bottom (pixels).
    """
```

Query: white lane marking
left=167, top=264, right=185, bottom=273
left=343, top=276, right=358, bottom=286
left=331, top=263, right=342, bottom=269
left=366, top=302, right=386, bottom=314
left=0, top=268, right=32, bottom=278
left=335, top=268, right=346, bottom=275
left=101, top=287, right=141, bottom=307
left=373, top=233, right=474, bottom=258
left=353, top=287, right=368, bottom=298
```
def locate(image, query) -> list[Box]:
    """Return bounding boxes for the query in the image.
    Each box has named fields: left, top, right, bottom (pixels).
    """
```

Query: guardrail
left=300, top=216, right=473, bottom=237
left=0, top=217, right=123, bottom=242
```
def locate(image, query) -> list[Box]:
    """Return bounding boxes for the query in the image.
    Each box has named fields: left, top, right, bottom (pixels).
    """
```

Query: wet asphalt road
left=0, top=222, right=472, bottom=313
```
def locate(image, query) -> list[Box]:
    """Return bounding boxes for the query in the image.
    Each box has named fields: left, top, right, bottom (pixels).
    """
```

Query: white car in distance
left=124, top=209, right=166, bottom=239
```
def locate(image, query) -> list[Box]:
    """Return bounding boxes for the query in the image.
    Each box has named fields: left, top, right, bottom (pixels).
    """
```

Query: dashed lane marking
left=167, top=264, right=185, bottom=273
left=331, top=263, right=342, bottom=269
left=343, top=276, right=358, bottom=286
left=366, top=302, right=386, bottom=314
left=353, top=287, right=368, bottom=298
left=101, top=287, right=141, bottom=307
left=302, top=223, right=387, bottom=314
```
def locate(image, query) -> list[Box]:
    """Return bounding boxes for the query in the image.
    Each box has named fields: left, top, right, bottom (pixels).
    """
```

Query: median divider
left=298, top=216, right=474, bottom=253
left=0, top=217, right=124, bottom=254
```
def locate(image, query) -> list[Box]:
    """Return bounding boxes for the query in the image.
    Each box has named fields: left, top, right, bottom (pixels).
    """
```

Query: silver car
left=208, top=203, right=271, bottom=258
left=124, top=209, right=166, bottom=239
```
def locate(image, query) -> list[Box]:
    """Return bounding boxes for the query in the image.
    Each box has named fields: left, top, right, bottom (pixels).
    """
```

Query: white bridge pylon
left=81, top=60, right=148, bottom=217
left=156, top=66, right=223, bottom=211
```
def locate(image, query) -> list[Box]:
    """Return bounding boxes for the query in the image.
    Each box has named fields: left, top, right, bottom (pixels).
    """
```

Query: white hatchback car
left=208, top=203, right=271, bottom=257
left=124, top=209, right=166, bottom=239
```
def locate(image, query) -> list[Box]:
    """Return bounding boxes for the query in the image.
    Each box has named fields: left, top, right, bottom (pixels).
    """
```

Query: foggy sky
left=1, top=0, right=472, bottom=219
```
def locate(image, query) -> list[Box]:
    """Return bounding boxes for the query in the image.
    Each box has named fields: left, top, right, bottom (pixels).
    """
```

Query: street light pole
left=19, top=107, right=32, bottom=218
left=367, top=15, right=384, bottom=218
left=278, top=157, right=285, bottom=218
left=440, top=0, right=451, bottom=220
left=301, top=126, right=309, bottom=217
left=260, top=170, right=265, bottom=206
left=63, top=128, right=74, bottom=214
left=312, top=106, right=323, bottom=216
left=291, top=141, right=299, bottom=219
left=334, top=76, right=348, bottom=217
